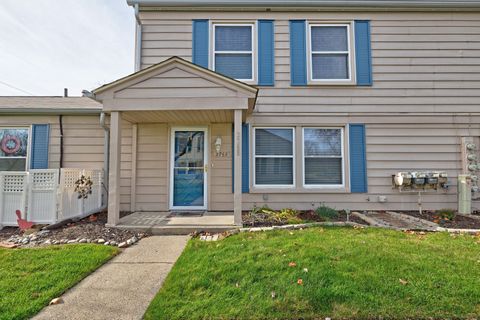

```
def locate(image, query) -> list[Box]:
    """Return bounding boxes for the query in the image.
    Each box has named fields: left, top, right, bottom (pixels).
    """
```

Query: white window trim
left=302, top=127, right=345, bottom=189
left=211, top=22, right=256, bottom=83
left=0, top=126, right=30, bottom=171
left=253, top=127, right=296, bottom=188
left=307, top=23, right=355, bottom=84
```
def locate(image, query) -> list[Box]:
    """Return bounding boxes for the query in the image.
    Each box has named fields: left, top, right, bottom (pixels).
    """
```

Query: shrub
left=315, top=205, right=338, bottom=221
left=437, top=209, right=456, bottom=221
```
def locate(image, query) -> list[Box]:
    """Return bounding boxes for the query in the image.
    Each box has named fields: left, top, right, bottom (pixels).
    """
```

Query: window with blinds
left=303, top=128, right=344, bottom=186
left=254, top=128, right=294, bottom=186
left=309, top=24, right=352, bottom=82
left=213, top=24, right=254, bottom=81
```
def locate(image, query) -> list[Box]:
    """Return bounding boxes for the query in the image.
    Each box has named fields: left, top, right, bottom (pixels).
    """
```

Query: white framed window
left=0, top=127, right=29, bottom=171
left=303, top=128, right=344, bottom=187
left=212, top=23, right=255, bottom=82
left=308, top=23, right=353, bottom=83
left=254, top=127, right=295, bottom=187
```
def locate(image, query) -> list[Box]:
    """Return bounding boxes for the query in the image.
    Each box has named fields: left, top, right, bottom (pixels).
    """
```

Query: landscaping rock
left=110, top=241, right=117, bottom=246
left=104, top=242, right=110, bottom=246
left=67, top=240, right=77, bottom=244
left=0, top=211, right=150, bottom=248
left=44, top=239, right=52, bottom=245
left=118, top=242, right=128, bottom=248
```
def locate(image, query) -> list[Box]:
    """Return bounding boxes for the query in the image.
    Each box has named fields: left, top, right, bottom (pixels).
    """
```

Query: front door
left=170, top=128, right=207, bottom=210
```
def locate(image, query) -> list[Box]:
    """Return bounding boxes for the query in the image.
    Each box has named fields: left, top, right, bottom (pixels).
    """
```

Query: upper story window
left=308, top=23, right=353, bottom=83
left=0, top=128, right=29, bottom=171
left=213, top=23, right=255, bottom=82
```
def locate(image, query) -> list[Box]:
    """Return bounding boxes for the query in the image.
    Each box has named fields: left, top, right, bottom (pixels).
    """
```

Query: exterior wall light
left=215, top=137, right=222, bottom=154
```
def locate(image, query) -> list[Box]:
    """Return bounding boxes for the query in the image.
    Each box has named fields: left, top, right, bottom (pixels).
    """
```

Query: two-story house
left=90, top=0, right=480, bottom=227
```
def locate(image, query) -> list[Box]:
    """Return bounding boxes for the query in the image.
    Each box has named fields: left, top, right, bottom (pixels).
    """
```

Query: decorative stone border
left=351, top=212, right=391, bottom=228
left=198, top=221, right=367, bottom=241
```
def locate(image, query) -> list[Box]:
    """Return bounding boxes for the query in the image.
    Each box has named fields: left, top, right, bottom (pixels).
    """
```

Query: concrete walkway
left=33, top=236, right=189, bottom=320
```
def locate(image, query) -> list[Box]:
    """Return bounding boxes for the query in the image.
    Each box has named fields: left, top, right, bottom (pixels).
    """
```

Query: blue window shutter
left=258, top=20, right=275, bottom=86
left=192, top=19, right=209, bottom=68
left=232, top=124, right=250, bottom=193
left=289, top=20, right=307, bottom=86
left=241, top=124, right=249, bottom=193
left=31, top=124, right=50, bottom=169
left=354, top=20, right=372, bottom=86
left=349, top=124, right=367, bottom=193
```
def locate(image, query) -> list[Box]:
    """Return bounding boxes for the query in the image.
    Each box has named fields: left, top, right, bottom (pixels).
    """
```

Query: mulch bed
left=242, top=210, right=367, bottom=228
left=0, top=211, right=149, bottom=247
left=401, top=211, right=480, bottom=229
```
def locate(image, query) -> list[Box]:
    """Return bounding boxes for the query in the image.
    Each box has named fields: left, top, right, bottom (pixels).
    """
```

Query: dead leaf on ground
left=399, top=278, right=408, bottom=285
left=303, top=268, right=308, bottom=273
left=297, top=279, right=303, bottom=285
left=288, top=262, right=297, bottom=267
left=49, top=298, right=63, bottom=305
left=271, top=291, right=276, bottom=299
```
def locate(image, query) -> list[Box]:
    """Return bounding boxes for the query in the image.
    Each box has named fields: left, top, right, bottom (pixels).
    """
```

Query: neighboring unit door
left=170, top=128, right=207, bottom=210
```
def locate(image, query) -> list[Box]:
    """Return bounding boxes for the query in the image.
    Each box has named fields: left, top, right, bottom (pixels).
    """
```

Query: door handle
left=204, top=164, right=208, bottom=173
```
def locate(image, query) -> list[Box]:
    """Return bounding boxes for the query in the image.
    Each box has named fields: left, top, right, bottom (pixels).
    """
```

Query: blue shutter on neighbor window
left=258, top=20, right=275, bottom=86
left=349, top=124, right=367, bottom=193
left=192, top=19, right=209, bottom=68
left=30, top=124, right=50, bottom=169
left=232, top=124, right=250, bottom=193
left=289, top=20, right=307, bottom=86
left=354, top=20, right=372, bottom=86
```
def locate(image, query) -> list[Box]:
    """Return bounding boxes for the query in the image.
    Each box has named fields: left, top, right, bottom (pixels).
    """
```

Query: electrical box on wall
left=392, top=171, right=448, bottom=192
left=461, top=138, right=480, bottom=199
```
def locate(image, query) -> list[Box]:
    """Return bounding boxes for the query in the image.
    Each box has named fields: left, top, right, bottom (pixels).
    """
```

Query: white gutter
left=134, top=3, right=142, bottom=72
left=126, top=0, right=480, bottom=8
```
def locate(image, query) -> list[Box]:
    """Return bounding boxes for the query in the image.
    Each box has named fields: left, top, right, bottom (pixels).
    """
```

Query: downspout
left=134, top=3, right=142, bottom=71
left=59, top=115, right=64, bottom=168
left=100, top=113, right=110, bottom=196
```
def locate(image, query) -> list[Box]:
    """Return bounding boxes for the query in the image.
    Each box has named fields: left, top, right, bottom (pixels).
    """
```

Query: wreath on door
left=0, top=135, right=21, bottom=155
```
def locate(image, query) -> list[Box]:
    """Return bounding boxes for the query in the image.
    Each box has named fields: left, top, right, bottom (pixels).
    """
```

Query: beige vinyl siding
left=132, top=123, right=234, bottom=212
left=139, top=11, right=480, bottom=114
left=0, top=115, right=134, bottom=212
left=134, top=123, right=169, bottom=211
left=136, top=10, right=480, bottom=212
left=0, top=115, right=105, bottom=169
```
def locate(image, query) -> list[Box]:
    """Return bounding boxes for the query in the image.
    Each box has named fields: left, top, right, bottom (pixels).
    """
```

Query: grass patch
left=0, top=244, right=118, bottom=320
left=145, top=227, right=480, bottom=319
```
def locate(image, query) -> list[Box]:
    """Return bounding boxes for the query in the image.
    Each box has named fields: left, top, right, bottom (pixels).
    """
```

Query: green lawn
left=145, top=227, right=480, bottom=319
left=0, top=244, right=118, bottom=320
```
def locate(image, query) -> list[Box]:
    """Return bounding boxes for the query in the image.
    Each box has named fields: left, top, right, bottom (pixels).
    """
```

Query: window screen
left=254, top=128, right=294, bottom=186
left=214, top=25, right=254, bottom=80
left=303, top=128, right=343, bottom=185
left=310, top=25, right=350, bottom=80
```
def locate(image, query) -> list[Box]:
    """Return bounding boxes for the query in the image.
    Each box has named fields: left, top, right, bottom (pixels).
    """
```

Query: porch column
left=107, top=111, right=122, bottom=226
left=233, top=109, right=242, bottom=225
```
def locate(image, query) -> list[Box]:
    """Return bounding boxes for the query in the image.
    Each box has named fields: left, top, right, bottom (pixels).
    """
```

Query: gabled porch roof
left=92, top=56, right=258, bottom=119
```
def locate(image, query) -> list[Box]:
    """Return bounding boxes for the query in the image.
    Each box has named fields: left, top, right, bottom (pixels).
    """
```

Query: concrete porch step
left=117, top=224, right=238, bottom=235
left=115, top=211, right=237, bottom=235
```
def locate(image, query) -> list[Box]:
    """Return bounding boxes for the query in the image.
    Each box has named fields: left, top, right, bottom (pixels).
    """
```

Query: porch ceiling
left=122, top=109, right=234, bottom=123
left=92, top=56, right=258, bottom=114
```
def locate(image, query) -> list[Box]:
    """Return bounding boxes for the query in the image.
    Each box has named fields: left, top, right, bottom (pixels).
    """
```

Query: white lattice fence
left=0, top=172, right=28, bottom=226
left=58, top=168, right=104, bottom=221
left=0, top=168, right=105, bottom=228
left=27, top=170, right=59, bottom=224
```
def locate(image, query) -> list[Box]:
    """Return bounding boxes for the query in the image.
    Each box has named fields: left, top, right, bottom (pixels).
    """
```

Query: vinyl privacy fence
left=0, top=169, right=105, bottom=228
